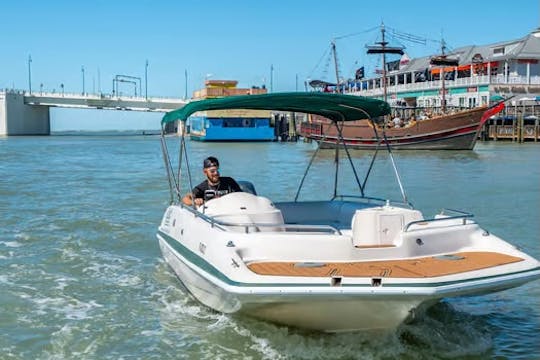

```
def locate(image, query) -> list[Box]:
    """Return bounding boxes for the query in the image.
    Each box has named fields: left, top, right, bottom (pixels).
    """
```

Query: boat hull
left=300, top=106, right=490, bottom=150
left=189, top=116, right=275, bottom=141
left=155, top=195, right=540, bottom=333
left=157, top=226, right=540, bottom=332
left=317, top=130, right=478, bottom=150
left=158, top=234, right=427, bottom=331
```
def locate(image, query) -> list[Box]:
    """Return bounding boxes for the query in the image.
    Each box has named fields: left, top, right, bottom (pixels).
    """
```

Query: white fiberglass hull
left=158, top=234, right=427, bottom=331
left=157, top=229, right=539, bottom=332
left=156, top=195, right=540, bottom=332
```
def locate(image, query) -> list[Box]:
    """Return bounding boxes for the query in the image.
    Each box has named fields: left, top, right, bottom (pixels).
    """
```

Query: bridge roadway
left=1, top=89, right=188, bottom=135
left=24, top=91, right=187, bottom=112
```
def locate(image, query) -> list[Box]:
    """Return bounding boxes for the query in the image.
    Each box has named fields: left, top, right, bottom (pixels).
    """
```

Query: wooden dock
left=481, top=104, right=540, bottom=142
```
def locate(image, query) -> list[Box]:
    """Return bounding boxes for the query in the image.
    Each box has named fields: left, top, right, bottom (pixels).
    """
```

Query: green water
left=1, top=136, right=539, bottom=359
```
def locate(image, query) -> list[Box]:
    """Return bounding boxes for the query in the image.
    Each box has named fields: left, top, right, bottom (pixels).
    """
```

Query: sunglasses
left=207, top=168, right=219, bottom=174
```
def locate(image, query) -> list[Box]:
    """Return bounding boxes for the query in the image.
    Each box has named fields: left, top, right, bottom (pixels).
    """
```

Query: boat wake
left=155, top=264, right=504, bottom=359
left=397, top=301, right=493, bottom=358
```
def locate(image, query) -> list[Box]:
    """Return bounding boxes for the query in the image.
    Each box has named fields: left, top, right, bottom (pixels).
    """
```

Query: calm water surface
left=1, top=136, right=539, bottom=359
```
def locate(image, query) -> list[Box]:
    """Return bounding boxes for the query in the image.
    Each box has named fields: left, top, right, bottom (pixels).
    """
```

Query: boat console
left=202, top=192, right=284, bottom=232
left=351, top=206, right=423, bottom=247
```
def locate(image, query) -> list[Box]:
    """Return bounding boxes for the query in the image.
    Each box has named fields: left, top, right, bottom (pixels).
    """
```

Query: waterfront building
left=346, top=28, right=540, bottom=109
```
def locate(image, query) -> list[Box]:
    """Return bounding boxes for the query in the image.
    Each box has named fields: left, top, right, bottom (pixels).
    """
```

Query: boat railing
left=333, top=194, right=414, bottom=209
left=215, top=221, right=342, bottom=235
left=404, top=208, right=475, bottom=232
left=182, top=203, right=341, bottom=234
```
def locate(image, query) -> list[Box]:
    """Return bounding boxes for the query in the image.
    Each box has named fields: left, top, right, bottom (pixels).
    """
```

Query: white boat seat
left=237, top=180, right=257, bottom=195
left=275, top=201, right=372, bottom=229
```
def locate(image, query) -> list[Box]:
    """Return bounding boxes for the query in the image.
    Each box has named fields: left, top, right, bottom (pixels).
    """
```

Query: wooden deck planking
left=247, top=252, right=524, bottom=278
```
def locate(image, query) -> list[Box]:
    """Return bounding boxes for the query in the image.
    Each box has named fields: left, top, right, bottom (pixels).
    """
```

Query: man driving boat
left=182, top=156, right=242, bottom=206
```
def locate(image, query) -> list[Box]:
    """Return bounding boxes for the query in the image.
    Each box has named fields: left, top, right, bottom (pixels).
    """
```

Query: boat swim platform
left=247, top=252, right=524, bottom=278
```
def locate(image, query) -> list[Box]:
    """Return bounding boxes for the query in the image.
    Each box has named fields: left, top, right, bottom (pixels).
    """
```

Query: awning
left=162, top=92, right=391, bottom=124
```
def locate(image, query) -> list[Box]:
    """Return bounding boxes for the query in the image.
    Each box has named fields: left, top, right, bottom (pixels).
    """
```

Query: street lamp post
left=28, top=55, right=32, bottom=94
left=81, top=65, right=85, bottom=95
left=184, top=69, right=188, bottom=100
left=270, top=64, right=274, bottom=93
left=145, top=60, right=148, bottom=99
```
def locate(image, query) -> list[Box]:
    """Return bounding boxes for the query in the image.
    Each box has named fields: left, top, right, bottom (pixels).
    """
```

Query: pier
left=483, top=103, right=540, bottom=142
left=0, top=89, right=187, bottom=136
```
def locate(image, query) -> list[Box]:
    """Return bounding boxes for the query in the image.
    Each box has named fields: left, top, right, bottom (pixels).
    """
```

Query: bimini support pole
left=364, top=112, right=410, bottom=206
left=160, top=124, right=176, bottom=204
left=335, top=105, right=385, bottom=198
left=180, top=127, right=196, bottom=210
left=363, top=118, right=384, bottom=190
left=332, top=118, right=364, bottom=198
left=333, top=125, right=340, bottom=199
left=294, top=142, right=321, bottom=202
left=382, top=131, right=409, bottom=205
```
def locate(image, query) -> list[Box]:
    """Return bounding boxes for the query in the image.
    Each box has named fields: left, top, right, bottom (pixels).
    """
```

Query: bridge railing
left=2, top=88, right=187, bottom=103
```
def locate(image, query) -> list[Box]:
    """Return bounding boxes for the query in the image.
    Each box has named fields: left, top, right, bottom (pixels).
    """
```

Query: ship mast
left=366, top=23, right=404, bottom=103
left=430, top=39, right=458, bottom=113
left=331, top=41, right=341, bottom=92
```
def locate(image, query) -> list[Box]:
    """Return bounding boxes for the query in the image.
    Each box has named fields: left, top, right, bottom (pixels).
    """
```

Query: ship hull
left=301, top=106, right=488, bottom=150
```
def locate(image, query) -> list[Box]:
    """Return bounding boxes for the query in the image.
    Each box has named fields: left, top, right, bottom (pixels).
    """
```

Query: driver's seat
left=237, top=180, right=257, bottom=195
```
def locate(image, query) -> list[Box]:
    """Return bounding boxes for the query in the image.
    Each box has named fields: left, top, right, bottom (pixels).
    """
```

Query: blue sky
left=1, top=0, right=539, bottom=130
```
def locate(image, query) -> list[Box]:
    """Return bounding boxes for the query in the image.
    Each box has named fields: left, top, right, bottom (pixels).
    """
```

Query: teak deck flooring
left=247, top=252, right=524, bottom=278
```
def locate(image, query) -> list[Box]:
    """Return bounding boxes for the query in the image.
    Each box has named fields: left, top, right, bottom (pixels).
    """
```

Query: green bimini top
left=161, top=92, right=390, bottom=124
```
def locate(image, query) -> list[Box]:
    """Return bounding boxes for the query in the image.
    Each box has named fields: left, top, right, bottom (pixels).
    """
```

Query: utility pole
left=28, top=55, right=32, bottom=94
left=270, top=64, right=274, bottom=93
left=145, top=60, right=149, bottom=99
left=184, top=69, right=188, bottom=99
left=81, top=65, right=85, bottom=95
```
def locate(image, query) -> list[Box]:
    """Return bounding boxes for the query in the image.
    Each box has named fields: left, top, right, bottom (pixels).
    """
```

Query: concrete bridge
left=0, top=89, right=187, bottom=135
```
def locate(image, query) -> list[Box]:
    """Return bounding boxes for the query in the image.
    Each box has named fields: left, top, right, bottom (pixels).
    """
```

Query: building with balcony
left=346, top=28, right=540, bottom=109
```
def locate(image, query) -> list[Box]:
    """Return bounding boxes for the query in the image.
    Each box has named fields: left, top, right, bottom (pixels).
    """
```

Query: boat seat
left=237, top=180, right=257, bottom=195
left=275, top=201, right=372, bottom=229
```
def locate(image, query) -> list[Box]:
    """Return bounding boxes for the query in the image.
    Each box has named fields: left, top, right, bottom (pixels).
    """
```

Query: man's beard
left=207, top=175, right=220, bottom=185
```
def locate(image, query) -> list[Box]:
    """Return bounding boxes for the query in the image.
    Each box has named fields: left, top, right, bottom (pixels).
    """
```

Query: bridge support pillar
left=0, top=91, right=50, bottom=136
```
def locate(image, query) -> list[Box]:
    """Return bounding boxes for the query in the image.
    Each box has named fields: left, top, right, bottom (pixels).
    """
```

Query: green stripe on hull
left=157, top=230, right=540, bottom=290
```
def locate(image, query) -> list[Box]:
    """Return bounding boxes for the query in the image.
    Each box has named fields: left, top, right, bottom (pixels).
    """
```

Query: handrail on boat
left=181, top=203, right=342, bottom=235
left=404, top=208, right=474, bottom=232
left=332, top=194, right=414, bottom=208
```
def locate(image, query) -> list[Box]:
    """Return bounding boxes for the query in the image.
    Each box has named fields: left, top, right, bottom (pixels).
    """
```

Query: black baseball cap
left=203, top=156, right=219, bottom=168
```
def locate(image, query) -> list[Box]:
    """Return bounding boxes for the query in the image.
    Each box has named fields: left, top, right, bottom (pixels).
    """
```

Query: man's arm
left=182, top=185, right=205, bottom=206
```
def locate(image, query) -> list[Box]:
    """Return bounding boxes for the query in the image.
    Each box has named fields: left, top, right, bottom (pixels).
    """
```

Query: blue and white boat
left=188, top=111, right=275, bottom=141
left=187, top=80, right=275, bottom=141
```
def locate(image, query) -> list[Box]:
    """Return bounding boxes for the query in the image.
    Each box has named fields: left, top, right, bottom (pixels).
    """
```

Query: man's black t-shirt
left=191, top=177, right=242, bottom=201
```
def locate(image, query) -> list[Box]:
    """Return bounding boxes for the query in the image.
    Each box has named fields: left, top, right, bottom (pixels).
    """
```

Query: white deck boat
left=156, top=92, right=540, bottom=332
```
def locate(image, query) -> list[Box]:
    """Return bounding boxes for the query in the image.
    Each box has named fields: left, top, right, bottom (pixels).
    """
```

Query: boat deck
left=247, top=252, right=523, bottom=278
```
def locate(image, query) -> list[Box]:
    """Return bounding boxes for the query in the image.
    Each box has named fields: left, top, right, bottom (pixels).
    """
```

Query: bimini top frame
left=159, top=91, right=411, bottom=207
